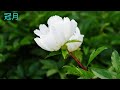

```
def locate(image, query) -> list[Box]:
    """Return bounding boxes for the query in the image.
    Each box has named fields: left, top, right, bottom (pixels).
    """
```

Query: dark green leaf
left=28, top=62, right=40, bottom=75
left=15, top=65, right=24, bottom=78
left=45, top=51, right=61, bottom=59
left=20, top=36, right=32, bottom=45
left=40, top=60, right=58, bottom=69
left=0, top=54, right=5, bottom=62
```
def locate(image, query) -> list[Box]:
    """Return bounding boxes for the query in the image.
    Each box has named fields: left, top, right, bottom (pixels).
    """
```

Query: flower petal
left=39, top=24, right=49, bottom=35
left=63, top=17, right=75, bottom=39
left=49, top=25, right=66, bottom=46
left=66, top=28, right=84, bottom=52
left=41, top=32, right=62, bottom=51
left=52, top=17, right=75, bottom=41
left=34, top=37, right=51, bottom=51
left=47, top=15, right=62, bottom=26
left=34, top=29, right=41, bottom=37
left=71, top=19, right=77, bottom=33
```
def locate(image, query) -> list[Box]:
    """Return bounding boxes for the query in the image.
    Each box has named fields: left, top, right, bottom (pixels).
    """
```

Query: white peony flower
left=34, top=15, right=84, bottom=52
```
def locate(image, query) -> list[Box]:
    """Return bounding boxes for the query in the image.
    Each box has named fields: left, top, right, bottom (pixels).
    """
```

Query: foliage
left=0, top=11, right=120, bottom=79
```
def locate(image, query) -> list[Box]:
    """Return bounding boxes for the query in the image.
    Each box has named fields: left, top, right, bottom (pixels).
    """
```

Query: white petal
left=75, top=27, right=81, bottom=35
left=34, top=29, right=48, bottom=39
left=47, top=15, right=62, bottom=26
left=34, top=29, right=41, bottom=37
left=66, top=28, right=84, bottom=52
left=49, top=25, right=66, bottom=46
left=71, top=19, right=77, bottom=33
left=42, top=32, right=62, bottom=51
left=52, top=17, right=75, bottom=41
left=34, top=37, right=51, bottom=51
left=63, top=17, right=75, bottom=39
left=39, top=24, right=49, bottom=35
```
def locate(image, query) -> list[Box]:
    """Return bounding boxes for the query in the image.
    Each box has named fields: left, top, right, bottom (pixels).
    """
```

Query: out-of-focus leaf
left=0, top=54, right=4, bottom=62
left=15, top=65, right=24, bottom=78
left=91, top=68, right=113, bottom=79
left=40, top=60, right=58, bottom=69
left=13, top=39, right=20, bottom=49
left=28, top=62, right=40, bottom=76
left=20, top=36, right=32, bottom=45
left=46, top=69, right=58, bottom=77
left=45, top=51, right=61, bottom=59
left=111, top=50, right=120, bottom=73
left=83, top=46, right=89, bottom=55
left=0, top=35, right=5, bottom=49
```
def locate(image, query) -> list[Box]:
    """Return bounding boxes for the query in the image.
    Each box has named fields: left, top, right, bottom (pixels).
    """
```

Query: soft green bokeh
left=0, top=11, right=120, bottom=79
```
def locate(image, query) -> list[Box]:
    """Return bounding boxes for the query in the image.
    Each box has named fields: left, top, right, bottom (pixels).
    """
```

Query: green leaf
left=61, top=50, right=68, bottom=59
left=87, top=46, right=107, bottom=66
left=0, top=35, right=5, bottom=49
left=66, top=40, right=81, bottom=44
left=63, top=65, right=81, bottom=76
left=111, top=50, right=120, bottom=72
left=116, top=74, right=120, bottom=79
left=0, top=54, right=5, bottom=63
left=13, top=39, right=20, bottom=49
left=83, top=46, right=89, bottom=55
left=15, top=65, right=24, bottom=78
left=40, top=60, right=58, bottom=69
left=20, top=36, right=32, bottom=45
left=100, top=22, right=110, bottom=32
left=63, top=65, right=94, bottom=79
left=45, top=51, right=61, bottom=59
left=46, top=69, right=58, bottom=77
left=28, top=62, right=40, bottom=76
left=91, top=68, right=113, bottom=79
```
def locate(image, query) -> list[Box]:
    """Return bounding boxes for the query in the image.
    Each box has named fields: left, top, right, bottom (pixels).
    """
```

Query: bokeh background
left=0, top=11, right=120, bottom=79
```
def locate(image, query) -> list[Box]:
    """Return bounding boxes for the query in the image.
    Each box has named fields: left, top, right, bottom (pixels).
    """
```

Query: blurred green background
left=0, top=11, right=120, bottom=79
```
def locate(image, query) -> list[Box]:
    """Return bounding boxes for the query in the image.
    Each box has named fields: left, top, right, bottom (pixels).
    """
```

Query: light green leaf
left=46, top=69, right=58, bottom=77
left=61, top=50, right=68, bottom=59
left=66, top=40, right=81, bottom=44
left=91, top=68, right=113, bottom=79
left=87, top=46, right=107, bottom=66
left=63, top=65, right=81, bottom=76
left=111, top=50, right=120, bottom=72
left=63, top=65, right=94, bottom=79
left=116, top=74, right=120, bottom=79
left=45, top=51, right=61, bottom=59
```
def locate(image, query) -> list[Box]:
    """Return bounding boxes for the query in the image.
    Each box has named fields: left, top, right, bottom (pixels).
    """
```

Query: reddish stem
left=68, top=50, right=87, bottom=71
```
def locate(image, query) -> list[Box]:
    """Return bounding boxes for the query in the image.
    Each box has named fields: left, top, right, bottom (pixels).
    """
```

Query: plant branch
left=67, top=50, right=87, bottom=71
